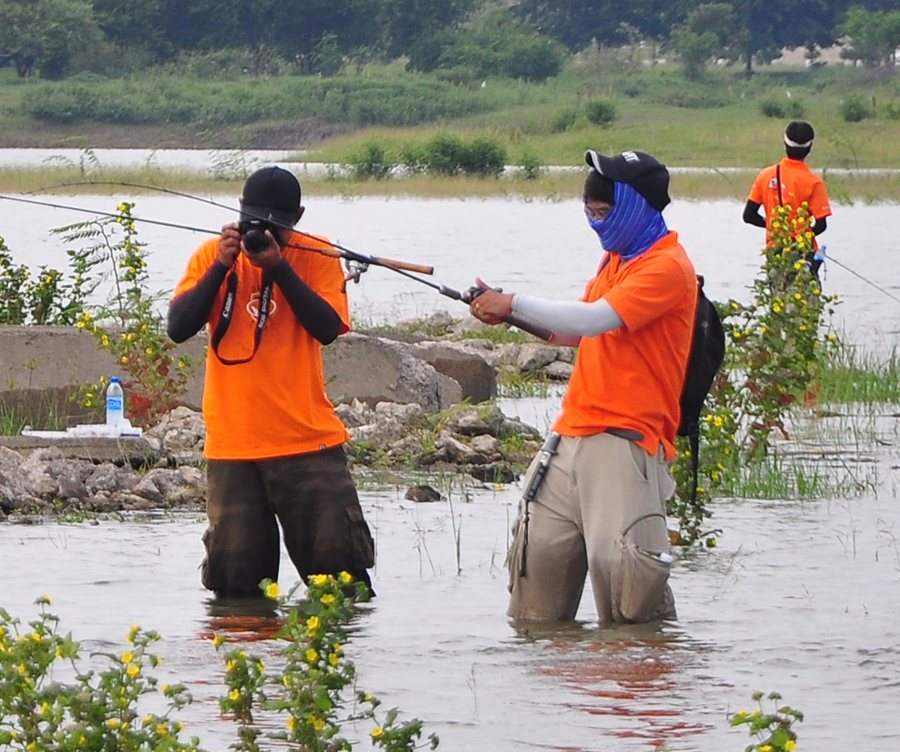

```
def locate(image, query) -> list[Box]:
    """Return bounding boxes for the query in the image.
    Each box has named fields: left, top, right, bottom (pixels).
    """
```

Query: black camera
left=239, top=219, right=277, bottom=254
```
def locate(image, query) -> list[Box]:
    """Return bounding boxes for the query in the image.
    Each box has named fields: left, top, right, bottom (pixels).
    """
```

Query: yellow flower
left=126, top=664, right=141, bottom=678
left=264, top=582, right=280, bottom=599
left=329, top=652, right=340, bottom=667
left=306, top=615, right=320, bottom=632
left=371, top=726, right=384, bottom=739
left=127, top=625, right=139, bottom=644
left=321, top=593, right=336, bottom=606
left=311, top=717, right=325, bottom=732
left=156, top=723, right=168, bottom=736
left=287, top=716, right=297, bottom=731
left=339, top=571, right=353, bottom=584
left=785, top=740, right=797, bottom=751
left=759, top=745, right=772, bottom=752
left=212, top=634, right=224, bottom=648
left=309, top=574, right=329, bottom=587
left=305, top=648, right=319, bottom=664
left=121, top=651, right=134, bottom=664
left=229, top=688, right=240, bottom=701
left=226, top=660, right=237, bottom=673
left=106, top=718, right=121, bottom=729
left=120, top=356, right=128, bottom=365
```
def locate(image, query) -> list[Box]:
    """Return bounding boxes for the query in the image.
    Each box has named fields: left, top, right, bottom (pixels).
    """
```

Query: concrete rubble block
left=409, top=340, right=496, bottom=403
left=324, top=332, right=462, bottom=413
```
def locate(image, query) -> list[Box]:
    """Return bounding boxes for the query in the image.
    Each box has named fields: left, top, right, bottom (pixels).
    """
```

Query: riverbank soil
left=0, top=119, right=347, bottom=151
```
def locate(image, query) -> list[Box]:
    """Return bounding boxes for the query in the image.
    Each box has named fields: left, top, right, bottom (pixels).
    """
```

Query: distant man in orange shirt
left=743, top=120, right=832, bottom=275
left=168, top=166, right=374, bottom=599
left=471, top=150, right=696, bottom=624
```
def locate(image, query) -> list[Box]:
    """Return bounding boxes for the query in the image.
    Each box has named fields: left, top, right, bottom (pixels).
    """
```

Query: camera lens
left=243, top=228, right=268, bottom=254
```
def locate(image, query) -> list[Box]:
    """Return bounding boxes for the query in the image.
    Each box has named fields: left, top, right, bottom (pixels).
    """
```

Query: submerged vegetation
left=0, top=578, right=439, bottom=751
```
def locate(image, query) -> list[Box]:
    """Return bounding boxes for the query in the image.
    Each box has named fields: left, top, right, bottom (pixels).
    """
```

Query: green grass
left=2, top=54, right=900, bottom=202
left=816, top=345, right=900, bottom=404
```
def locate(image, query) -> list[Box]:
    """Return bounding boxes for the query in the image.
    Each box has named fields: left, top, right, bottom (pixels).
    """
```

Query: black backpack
left=677, top=275, right=726, bottom=503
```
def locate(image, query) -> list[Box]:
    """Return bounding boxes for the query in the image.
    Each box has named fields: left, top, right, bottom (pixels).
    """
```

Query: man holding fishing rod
left=470, top=150, right=696, bottom=624
left=743, top=120, right=832, bottom=277
left=167, top=166, right=375, bottom=600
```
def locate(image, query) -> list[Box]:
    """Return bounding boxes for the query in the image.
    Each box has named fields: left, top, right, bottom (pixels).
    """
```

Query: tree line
left=0, top=0, right=898, bottom=80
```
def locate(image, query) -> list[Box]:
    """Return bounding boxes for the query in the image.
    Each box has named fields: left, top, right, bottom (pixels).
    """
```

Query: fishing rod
left=27, top=179, right=435, bottom=276
left=1, top=188, right=553, bottom=339
left=0, top=191, right=431, bottom=276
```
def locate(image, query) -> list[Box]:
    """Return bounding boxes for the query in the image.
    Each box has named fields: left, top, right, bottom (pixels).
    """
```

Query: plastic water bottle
left=105, top=377, right=125, bottom=428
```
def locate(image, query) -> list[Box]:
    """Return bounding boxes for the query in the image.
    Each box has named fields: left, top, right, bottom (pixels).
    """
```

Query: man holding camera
left=167, top=166, right=375, bottom=599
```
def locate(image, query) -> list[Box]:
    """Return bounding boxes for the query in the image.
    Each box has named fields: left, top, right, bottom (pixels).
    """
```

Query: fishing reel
left=461, top=284, right=502, bottom=303
left=344, top=258, right=369, bottom=286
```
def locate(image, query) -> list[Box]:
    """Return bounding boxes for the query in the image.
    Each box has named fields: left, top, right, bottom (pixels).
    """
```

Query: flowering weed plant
left=670, top=202, right=839, bottom=544
left=57, top=203, right=196, bottom=426
left=215, top=574, right=439, bottom=752
left=0, top=595, right=201, bottom=751
left=728, top=690, right=803, bottom=752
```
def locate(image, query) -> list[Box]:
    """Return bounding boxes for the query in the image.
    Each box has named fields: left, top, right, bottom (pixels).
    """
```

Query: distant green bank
left=1, top=56, right=899, bottom=201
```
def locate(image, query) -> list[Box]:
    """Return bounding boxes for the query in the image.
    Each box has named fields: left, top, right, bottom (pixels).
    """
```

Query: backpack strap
left=776, top=164, right=784, bottom=207
left=688, top=425, right=700, bottom=506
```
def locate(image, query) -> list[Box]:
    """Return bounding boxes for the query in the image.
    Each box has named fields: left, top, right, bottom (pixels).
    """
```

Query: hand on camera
left=242, top=228, right=282, bottom=269
left=216, top=223, right=242, bottom=267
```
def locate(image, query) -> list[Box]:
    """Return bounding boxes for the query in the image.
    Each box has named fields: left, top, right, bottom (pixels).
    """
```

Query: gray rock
left=405, top=485, right=442, bottom=502
left=516, top=344, right=559, bottom=372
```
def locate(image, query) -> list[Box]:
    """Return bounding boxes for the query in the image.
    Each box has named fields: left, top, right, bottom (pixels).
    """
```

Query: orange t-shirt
left=172, top=231, right=351, bottom=460
left=748, top=158, right=832, bottom=247
left=553, top=232, right=697, bottom=460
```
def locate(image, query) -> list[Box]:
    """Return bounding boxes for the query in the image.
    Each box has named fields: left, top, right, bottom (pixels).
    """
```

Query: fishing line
left=824, top=254, right=900, bottom=306
left=0, top=190, right=430, bottom=275
left=26, top=179, right=433, bottom=275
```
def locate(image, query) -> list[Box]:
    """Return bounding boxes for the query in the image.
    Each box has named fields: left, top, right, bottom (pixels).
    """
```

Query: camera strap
left=211, top=271, right=274, bottom=365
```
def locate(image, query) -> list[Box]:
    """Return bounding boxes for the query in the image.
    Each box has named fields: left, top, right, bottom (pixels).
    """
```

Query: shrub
left=585, top=100, right=617, bottom=126
left=551, top=108, right=577, bottom=133
left=840, top=94, right=870, bottom=122
left=419, top=134, right=467, bottom=176
left=416, top=135, right=507, bottom=177
left=519, top=151, right=545, bottom=180
left=347, top=142, right=394, bottom=180
left=759, top=97, right=786, bottom=118
left=459, top=137, right=507, bottom=177
left=499, top=36, right=565, bottom=81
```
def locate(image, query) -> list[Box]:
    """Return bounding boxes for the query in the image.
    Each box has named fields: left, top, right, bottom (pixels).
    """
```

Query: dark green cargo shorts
left=201, top=445, right=375, bottom=598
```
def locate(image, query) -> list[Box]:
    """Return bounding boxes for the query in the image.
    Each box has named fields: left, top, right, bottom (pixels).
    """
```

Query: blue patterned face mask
left=586, top=183, right=668, bottom=261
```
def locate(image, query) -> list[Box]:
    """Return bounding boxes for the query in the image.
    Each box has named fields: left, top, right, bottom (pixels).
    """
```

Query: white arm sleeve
left=511, top=293, right=624, bottom=338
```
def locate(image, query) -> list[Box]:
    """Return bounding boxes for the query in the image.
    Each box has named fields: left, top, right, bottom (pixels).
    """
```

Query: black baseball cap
left=584, top=150, right=671, bottom=212
left=240, top=166, right=302, bottom=226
